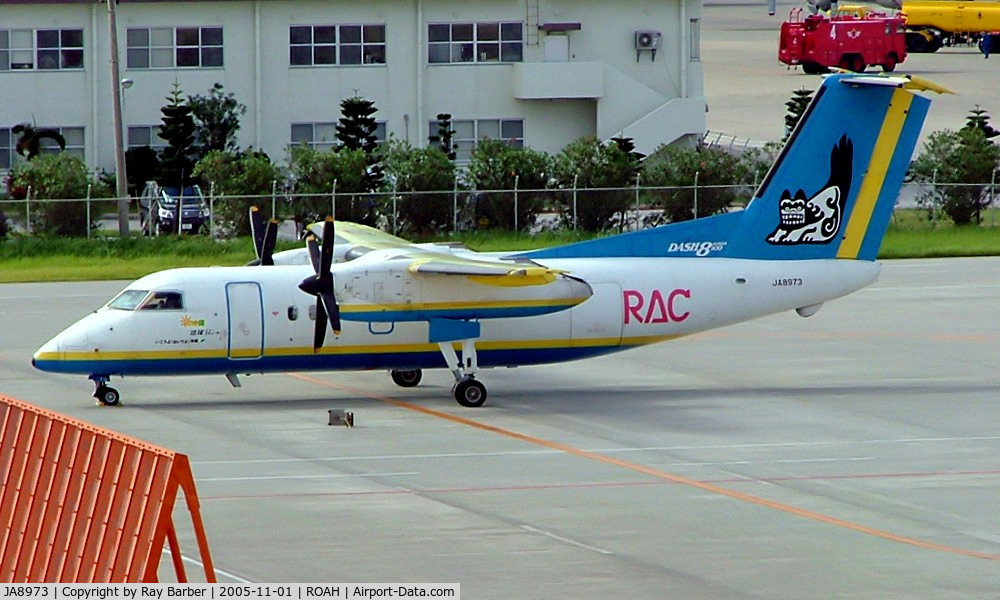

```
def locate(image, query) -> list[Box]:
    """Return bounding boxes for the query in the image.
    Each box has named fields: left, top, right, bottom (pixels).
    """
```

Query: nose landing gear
left=90, top=375, right=121, bottom=406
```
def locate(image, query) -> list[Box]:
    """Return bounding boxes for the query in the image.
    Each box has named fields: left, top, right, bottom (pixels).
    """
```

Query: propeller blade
left=321, top=291, right=341, bottom=335
left=313, top=297, right=328, bottom=351
left=320, top=216, right=335, bottom=275
left=249, top=206, right=265, bottom=261
left=261, top=219, right=278, bottom=266
left=306, top=235, right=321, bottom=274
left=302, top=217, right=340, bottom=351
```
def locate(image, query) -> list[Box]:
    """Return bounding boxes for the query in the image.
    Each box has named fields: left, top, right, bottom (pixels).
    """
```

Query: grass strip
left=0, top=223, right=997, bottom=283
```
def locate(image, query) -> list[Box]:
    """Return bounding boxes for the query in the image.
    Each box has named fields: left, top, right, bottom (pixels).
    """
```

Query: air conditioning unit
left=635, top=30, right=662, bottom=51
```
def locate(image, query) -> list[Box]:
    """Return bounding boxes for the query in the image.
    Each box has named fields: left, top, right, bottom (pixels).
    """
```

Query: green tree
left=12, top=123, right=66, bottom=161
left=193, top=149, right=285, bottom=235
left=784, top=88, right=814, bottom=141
left=428, top=113, right=457, bottom=161
left=643, top=144, right=762, bottom=223
left=551, top=136, right=640, bottom=232
left=466, top=138, right=552, bottom=230
left=188, top=82, right=247, bottom=159
left=609, top=136, right=645, bottom=176
left=910, top=126, right=1000, bottom=225
left=383, top=139, right=457, bottom=235
left=288, top=144, right=377, bottom=225
left=336, top=95, right=384, bottom=192
left=6, top=153, right=111, bottom=235
left=963, top=105, right=999, bottom=140
left=158, top=81, right=197, bottom=187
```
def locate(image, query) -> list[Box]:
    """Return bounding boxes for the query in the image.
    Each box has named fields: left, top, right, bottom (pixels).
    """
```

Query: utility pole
left=107, top=0, right=130, bottom=237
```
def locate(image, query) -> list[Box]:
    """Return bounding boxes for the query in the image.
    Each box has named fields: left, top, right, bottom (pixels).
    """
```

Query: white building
left=0, top=0, right=705, bottom=173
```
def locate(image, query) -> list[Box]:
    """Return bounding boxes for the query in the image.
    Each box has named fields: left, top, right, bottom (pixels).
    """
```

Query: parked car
left=139, top=182, right=210, bottom=235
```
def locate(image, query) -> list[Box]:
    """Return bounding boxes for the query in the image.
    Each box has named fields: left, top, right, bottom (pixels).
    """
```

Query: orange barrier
left=1, top=395, right=216, bottom=583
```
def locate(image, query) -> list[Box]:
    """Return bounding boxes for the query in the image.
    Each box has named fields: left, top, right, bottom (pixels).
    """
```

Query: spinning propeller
left=297, top=217, right=341, bottom=351
left=248, top=206, right=278, bottom=266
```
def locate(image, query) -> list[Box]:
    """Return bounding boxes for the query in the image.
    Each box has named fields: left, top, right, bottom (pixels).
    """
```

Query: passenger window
left=288, top=305, right=299, bottom=321
left=140, top=291, right=184, bottom=310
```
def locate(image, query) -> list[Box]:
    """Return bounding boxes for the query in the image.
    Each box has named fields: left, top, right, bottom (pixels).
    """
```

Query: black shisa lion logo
left=767, top=135, right=853, bottom=245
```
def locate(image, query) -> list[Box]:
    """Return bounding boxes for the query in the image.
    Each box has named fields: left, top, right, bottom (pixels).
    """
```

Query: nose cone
left=32, top=315, right=97, bottom=374
left=32, top=335, right=63, bottom=372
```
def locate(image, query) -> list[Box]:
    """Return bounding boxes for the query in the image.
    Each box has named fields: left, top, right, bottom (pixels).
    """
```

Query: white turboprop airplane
left=33, top=74, right=944, bottom=407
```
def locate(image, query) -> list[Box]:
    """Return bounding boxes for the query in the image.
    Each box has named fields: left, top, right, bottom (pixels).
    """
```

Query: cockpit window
left=107, top=289, right=150, bottom=310
left=140, top=291, right=184, bottom=310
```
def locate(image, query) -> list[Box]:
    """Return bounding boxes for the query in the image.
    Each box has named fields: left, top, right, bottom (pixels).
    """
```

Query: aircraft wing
left=305, top=220, right=565, bottom=286
left=307, top=220, right=411, bottom=248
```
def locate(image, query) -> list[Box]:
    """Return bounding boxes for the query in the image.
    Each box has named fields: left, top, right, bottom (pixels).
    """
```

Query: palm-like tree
left=12, top=123, right=66, bottom=160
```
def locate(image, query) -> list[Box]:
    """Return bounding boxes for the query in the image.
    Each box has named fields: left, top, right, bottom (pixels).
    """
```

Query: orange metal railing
left=1, top=395, right=215, bottom=583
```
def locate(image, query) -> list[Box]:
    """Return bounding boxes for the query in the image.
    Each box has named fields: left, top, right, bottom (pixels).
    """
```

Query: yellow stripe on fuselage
left=39, top=334, right=682, bottom=363
left=836, top=88, right=912, bottom=259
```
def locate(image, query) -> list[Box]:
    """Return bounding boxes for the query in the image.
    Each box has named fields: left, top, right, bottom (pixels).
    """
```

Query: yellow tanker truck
left=900, top=0, right=1000, bottom=52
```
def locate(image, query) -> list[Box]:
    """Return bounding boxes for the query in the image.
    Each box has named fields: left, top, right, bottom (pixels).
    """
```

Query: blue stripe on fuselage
left=32, top=345, right=626, bottom=377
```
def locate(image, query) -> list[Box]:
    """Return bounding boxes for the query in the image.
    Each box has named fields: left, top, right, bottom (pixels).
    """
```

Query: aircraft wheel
left=454, top=379, right=487, bottom=408
left=95, top=386, right=121, bottom=406
left=390, top=369, right=422, bottom=388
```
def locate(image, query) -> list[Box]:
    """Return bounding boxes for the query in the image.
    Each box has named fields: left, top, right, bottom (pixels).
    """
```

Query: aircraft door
left=226, top=282, right=264, bottom=359
left=570, top=282, right=623, bottom=346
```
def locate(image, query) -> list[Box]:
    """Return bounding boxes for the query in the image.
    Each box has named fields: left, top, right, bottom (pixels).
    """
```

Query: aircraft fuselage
left=33, top=257, right=879, bottom=379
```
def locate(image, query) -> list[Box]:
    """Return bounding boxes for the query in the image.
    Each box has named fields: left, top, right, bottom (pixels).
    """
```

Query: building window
left=36, top=126, right=85, bottom=160
left=126, top=27, right=223, bottom=69
left=0, top=30, right=32, bottom=70
left=689, top=19, right=701, bottom=62
left=128, top=125, right=168, bottom=151
left=291, top=122, right=387, bottom=150
left=0, top=128, right=12, bottom=170
left=428, top=22, right=523, bottom=64
left=0, top=126, right=84, bottom=167
left=291, top=122, right=338, bottom=151
left=428, top=118, right=523, bottom=161
left=289, top=24, right=386, bottom=66
left=37, top=29, right=84, bottom=69
left=0, top=28, right=83, bottom=71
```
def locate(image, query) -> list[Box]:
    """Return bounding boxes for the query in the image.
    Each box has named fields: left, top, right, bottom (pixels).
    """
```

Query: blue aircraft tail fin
left=723, top=74, right=932, bottom=261
left=522, top=74, right=936, bottom=263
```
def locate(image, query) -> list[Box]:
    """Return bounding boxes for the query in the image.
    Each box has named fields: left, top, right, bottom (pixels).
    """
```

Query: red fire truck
left=779, top=7, right=908, bottom=74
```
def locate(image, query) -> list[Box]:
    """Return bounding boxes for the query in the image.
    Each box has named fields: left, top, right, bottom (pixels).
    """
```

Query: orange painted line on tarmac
left=287, top=373, right=1000, bottom=562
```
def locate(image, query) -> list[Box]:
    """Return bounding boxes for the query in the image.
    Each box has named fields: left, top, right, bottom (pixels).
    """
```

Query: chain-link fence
left=1, top=179, right=997, bottom=240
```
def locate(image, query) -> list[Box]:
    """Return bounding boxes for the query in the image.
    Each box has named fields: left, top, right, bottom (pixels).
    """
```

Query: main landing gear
left=388, top=340, right=488, bottom=407
left=389, top=363, right=485, bottom=407
left=90, top=375, right=120, bottom=406
left=438, top=339, right=487, bottom=408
